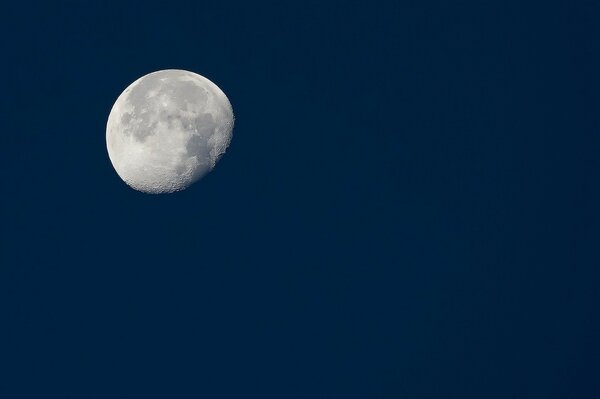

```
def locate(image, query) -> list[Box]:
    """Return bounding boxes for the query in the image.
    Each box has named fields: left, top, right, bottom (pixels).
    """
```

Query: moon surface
left=106, top=69, right=234, bottom=194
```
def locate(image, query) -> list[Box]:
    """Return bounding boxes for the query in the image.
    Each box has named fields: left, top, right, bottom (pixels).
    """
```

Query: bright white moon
left=106, top=69, right=234, bottom=194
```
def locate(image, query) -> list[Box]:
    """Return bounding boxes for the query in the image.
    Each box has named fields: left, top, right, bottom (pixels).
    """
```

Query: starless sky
left=1, top=1, right=599, bottom=398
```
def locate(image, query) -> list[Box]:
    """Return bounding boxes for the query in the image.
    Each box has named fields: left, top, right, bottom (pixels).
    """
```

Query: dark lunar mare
left=120, top=71, right=211, bottom=143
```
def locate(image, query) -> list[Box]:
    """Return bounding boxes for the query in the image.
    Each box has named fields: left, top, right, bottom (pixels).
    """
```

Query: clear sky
left=2, top=1, right=599, bottom=397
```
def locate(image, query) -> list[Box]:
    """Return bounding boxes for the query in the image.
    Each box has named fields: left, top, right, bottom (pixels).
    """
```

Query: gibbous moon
left=106, top=69, right=234, bottom=194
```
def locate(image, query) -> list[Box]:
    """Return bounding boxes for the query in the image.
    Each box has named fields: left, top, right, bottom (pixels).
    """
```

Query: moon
left=106, top=69, right=234, bottom=194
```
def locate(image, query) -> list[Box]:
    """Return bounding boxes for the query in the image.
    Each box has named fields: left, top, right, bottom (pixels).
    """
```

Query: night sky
left=2, top=1, right=599, bottom=397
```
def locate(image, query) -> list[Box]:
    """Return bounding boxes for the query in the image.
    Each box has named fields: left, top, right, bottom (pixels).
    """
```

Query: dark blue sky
left=2, top=1, right=599, bottom=397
